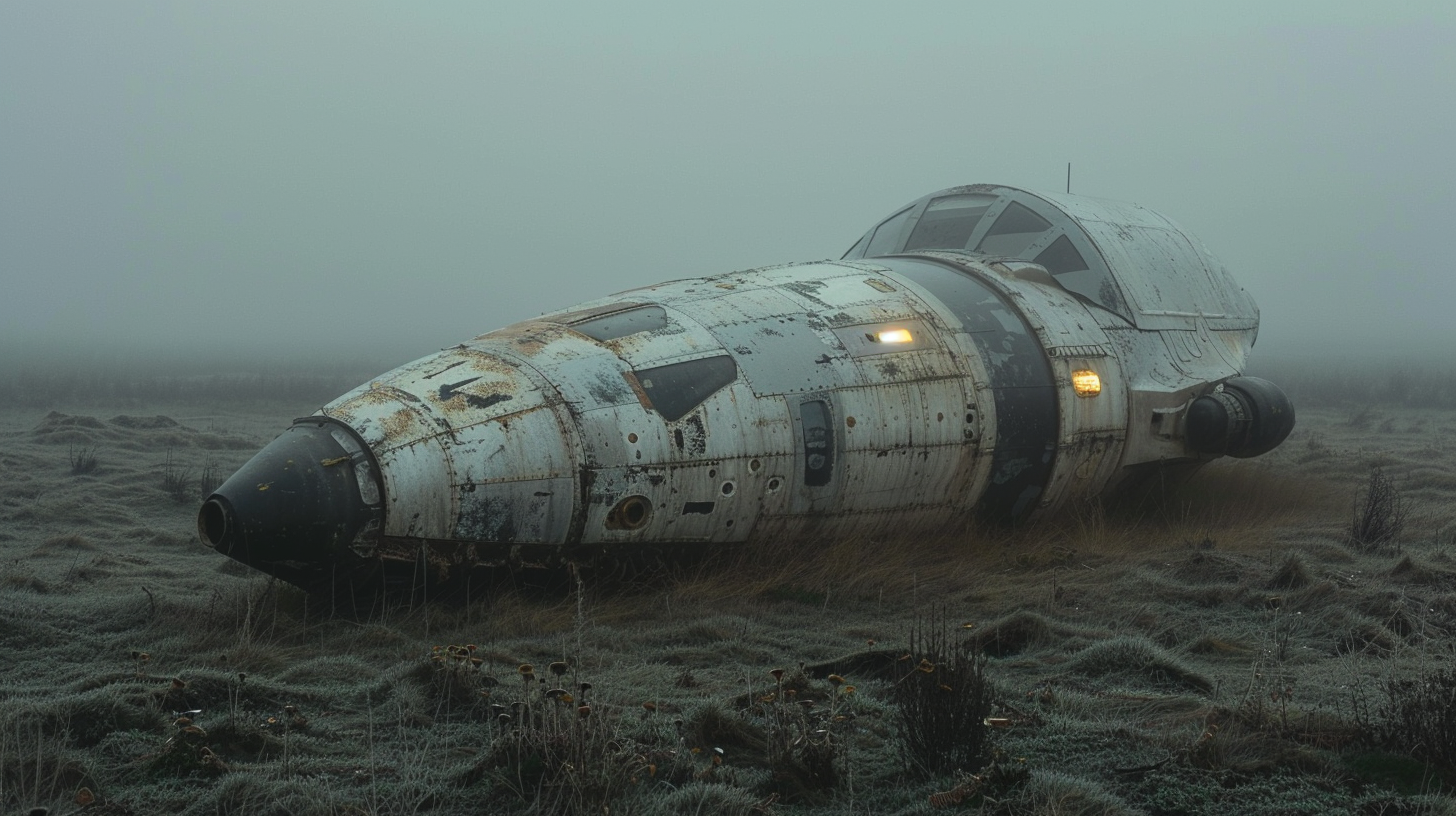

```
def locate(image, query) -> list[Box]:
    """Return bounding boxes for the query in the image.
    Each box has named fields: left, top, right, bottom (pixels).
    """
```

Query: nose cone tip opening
left=198, top=496, right=231, bottom=550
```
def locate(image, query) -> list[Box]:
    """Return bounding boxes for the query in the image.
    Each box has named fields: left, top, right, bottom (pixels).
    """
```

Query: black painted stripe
left=874, top=257, right=1058, bottom=522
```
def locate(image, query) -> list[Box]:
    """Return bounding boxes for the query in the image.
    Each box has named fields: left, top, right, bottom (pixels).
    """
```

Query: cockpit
left=843, top=186, right=1133, bottom=321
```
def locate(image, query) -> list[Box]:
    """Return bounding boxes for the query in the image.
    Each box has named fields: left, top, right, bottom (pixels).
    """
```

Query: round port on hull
left=606, top=495, right=653, bottom=530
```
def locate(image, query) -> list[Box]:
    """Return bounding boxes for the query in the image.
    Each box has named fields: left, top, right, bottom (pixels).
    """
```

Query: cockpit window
left=1035, top=234, right=1128, bottom=314
left=633, top=355, right=738, bottom=422
left=1033, top=234, right=1090, bottom=276
left=975, top=202, right=1052, bottom=256
left=904, top=194, right=996, bottom=252
left=569, top=305, right=669, bottom=342
left=863, top=207, right=912, bottom=257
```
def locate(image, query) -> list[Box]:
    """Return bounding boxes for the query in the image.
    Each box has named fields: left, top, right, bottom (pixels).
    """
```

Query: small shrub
left=161, top=450, right=192, bottom=504
left=420, top=644, right=496, bottom=720
left=1378, top=667, right=1456, bottom=779
left=198, top=456, right=222, bottom=498
left=1346, top=405, right=1380, bottom=431
left=894, top=609, right=995, bottom=777
left=67, top=444, right=98, bottom=475
left=747, top=668, right=859, bottom=803
left=1350, top=466, right=1407, bottom=552
left=478, top=671, right=646, bottom=816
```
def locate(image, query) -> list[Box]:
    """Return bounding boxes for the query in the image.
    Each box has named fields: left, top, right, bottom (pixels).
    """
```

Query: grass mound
left=1062, top=636, right=1212, bottom=693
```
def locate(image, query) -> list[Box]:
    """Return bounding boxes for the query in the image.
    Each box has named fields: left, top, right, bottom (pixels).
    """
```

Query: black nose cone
left=199, top=417, right=383, bottom=589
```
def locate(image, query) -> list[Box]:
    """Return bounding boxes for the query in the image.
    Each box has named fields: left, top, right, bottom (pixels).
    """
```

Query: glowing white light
left=874, top=328, right=913, bottom=344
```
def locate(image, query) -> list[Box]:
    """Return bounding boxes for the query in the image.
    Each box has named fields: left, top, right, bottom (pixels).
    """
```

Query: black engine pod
left=1185, top=376, right=1296, bottom=458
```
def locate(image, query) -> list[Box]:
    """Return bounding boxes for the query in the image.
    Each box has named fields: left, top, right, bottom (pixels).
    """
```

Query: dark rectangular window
left=570, top=305, right=668, bottom=342
left=634, top=355, right=738, bottom=422
left=863, top=207, right=913, bottom=257
left=1033, top=234, right=1090, bottom=275
left=904, top=194, right=995, bottom=252
left=976, top=202, right=1052, bottom=257
left=799, top=399, right=834, bottom=487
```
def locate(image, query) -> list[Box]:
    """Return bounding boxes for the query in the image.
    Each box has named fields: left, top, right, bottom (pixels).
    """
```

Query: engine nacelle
left=1185, top=376, right=1296, bottom=458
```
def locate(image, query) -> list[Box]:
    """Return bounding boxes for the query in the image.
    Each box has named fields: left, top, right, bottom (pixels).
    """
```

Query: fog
left=3, top=1, right=1452, bottom=374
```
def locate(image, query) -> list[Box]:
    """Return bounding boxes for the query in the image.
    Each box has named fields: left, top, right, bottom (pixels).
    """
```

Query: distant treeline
left=0, top=364, right=388, bottom=409
left=1248, top=357, right=1456, bottom=410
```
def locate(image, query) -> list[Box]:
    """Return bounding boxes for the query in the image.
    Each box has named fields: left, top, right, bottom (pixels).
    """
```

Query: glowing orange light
left=874, top=328, right=913, bottom=344
left=1071, top=369, right=1101, bottom=397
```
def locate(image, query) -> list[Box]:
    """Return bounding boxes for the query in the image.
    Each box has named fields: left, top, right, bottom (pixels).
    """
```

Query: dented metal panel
left=574, top=378, right=794, bottom=546
left=506, top=333, right=641, bottom=411
left=718, top=315, right=850, bottom=396
left=834, top=380, right=973, bottom=513
left=453, top=476, right=574, bottom=544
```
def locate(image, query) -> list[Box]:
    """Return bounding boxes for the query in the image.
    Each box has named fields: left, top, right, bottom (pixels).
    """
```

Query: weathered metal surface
left=717, top=314, right=851, bottom=396
left=200, top=184, right=1294, bottom=593
left=876, top=257, right=1059, bottom=521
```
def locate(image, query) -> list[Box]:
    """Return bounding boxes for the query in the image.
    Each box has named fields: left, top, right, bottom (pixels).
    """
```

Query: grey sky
left=3, top=1, right=1452, bottom=368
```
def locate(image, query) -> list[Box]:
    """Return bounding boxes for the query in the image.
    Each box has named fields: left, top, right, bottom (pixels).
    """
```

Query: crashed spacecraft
left=199, top=184, right=1294, bottom=592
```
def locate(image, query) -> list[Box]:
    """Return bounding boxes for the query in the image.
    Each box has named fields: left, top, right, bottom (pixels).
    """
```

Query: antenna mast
left=1066, top=162, right=1071, bottom=194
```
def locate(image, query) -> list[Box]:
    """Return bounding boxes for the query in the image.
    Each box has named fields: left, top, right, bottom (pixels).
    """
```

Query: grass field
left=3, top=359, right=1456, bottom=815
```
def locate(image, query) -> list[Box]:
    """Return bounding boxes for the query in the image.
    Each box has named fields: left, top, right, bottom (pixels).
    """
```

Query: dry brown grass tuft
left=0, top=716, right=96, bottom=813
left=1268, top=553, right=1311, bottom=590
left=1129, top=461, right=1340, bottom=547
left=584, top=457, right=1351, bottom=629
left=654, top=522, right=1013, bottom=614
left=475, top=591, right=579, bottom=639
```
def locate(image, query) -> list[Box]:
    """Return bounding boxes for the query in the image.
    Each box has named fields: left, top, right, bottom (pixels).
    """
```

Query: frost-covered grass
left=4, top=376, right=1456, bottom=814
